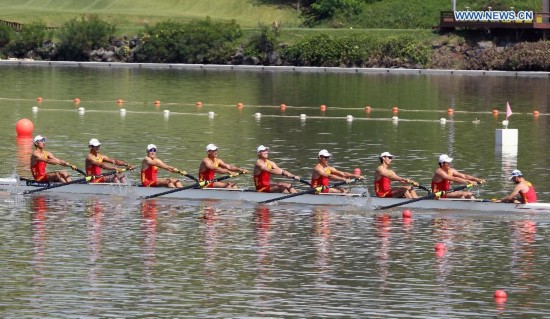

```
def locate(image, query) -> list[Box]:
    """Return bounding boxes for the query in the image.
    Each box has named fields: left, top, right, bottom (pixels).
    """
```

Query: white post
left=452, top=0, right=456, bottom=11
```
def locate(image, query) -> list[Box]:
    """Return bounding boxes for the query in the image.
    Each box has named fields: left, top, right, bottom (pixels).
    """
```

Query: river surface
left=1, top=64, right=550, bottom=318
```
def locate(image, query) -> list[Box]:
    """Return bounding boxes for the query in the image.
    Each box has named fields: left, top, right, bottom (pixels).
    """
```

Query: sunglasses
left=384, top=156, right=393, bottom=159
left=37, top=139, right=46, bottom=143
left=148, top=148, right=157, bottom=152
left=320, top=156, right=331, bottom=159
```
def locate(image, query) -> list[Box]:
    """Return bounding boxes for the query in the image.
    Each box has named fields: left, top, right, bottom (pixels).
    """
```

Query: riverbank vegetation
left=0, top=0, right=549, bottom=70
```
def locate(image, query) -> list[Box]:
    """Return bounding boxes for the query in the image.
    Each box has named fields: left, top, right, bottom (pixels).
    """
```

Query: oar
left=375, top=183, right=473, bottom=210
left=298, top=178, right=312, bottom=187
left=67, top=163, right=87, bottom=176
left=141, top=172, right=244, bottom=200
left=258, top=179, right=357, bottom=205
left=411, top=182, right=431, bottom=193
left=174, top=169, right=199, bottom=183
left=23, top=168, right=128, bottom=195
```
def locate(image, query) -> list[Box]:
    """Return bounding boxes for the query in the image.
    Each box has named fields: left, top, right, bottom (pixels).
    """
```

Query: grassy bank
left=0, top=0, right=302, bottom=30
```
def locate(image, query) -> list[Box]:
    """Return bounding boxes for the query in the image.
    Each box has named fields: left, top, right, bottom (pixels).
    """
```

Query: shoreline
left=1, top=60, right=550, bottom=78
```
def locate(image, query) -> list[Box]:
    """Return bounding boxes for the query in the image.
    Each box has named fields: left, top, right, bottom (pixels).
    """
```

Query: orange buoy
left=353, top=168, right=361, bottom=175
left=392, top=106, right=399, bottom=113
left=533, top=110, right=540, bottom=117
left=36, top=97, right=43, bottom=103
left=492, top=109, right=499, bottom=115
left=402, top=209, right=412, bottom=218
left=447, top=108, right=454, bottom=114
left=154, top=100, right=161, bottom=105
left=74, top=98, right=80, bottom=104
left=15, top=118, right=34, bottom=138
left=320, top=104, right=327, bottom=111
left=117, top=99, right=124, bottom=105
left=280, top=103, right=286, bottom=111
left=237, top=102, right=244, bottom=109
left=196, top=101, right=203, bottom=107
left=364, top=106, right=372, bottom=113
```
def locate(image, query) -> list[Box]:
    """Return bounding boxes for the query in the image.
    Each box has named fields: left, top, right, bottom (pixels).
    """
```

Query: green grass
left=0, top=0, right=302, bottom=29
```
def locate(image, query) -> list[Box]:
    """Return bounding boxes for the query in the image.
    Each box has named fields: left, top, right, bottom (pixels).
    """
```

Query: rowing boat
left=1, top=178, right=549, bottom=213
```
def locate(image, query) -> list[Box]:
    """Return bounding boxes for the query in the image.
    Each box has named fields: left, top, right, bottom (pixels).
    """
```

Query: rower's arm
left=87, top=154, right=118, bottom=171
left=43, top=152, right=70, bottom=167
left=500, top=183, right=526, bottom=203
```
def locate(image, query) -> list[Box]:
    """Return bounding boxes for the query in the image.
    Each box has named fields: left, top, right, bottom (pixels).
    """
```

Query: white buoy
left=254, top=112, right=262, bottom=119
left=163, top=110, right=170, bottom=116
left=392, top=116, right=398, bottom=122
left=120, top=108, right=126, bottom=116
left=32, top=106, right=38, bottom=112
left=208, top=111, right=215, bottom=119
left=78, top=107, right=85, bottom=115
left=440, top=118, right=447, bottom=125
left=346, top=115, right=353, bottom=122
left=502, top=120, right=509, bottom=127
left=300, top=114, right=307, bottom=120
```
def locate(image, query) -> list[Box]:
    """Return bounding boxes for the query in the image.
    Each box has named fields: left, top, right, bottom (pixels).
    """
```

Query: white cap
left=438, top=154, right=453, bottom=163
left=318, top=149, right=332, bottom=157
left=257, top=145, right=269, bottom=153
left=89, top=138, right=101, bottom=146
left=206, top=143, right=218, bottom=152
left=147, top=144, right=157, bottom=151
left=33, top=135, right=46, bottom=143
left=510, top=169, right=522, bottom=180
left=379, top=151, right=394, bottom=158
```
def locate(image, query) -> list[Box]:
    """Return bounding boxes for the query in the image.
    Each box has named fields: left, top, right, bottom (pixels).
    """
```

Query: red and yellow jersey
left=254, top=161, right=272, bottom=192
left=141, top=165, right=158, bottom=187
left=199, top=158, right=219, bottom=188
left=311, top=167, right=331, bottom=193
left=520, top=181, right=537, bottom=203
left=31, top=150, right=48, bottom=182
left=374, top=175, right=392, bottom=197
left=86, top=154, right=104, bottom=183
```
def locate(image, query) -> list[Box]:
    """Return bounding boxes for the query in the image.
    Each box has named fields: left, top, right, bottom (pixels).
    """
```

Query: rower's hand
left=70, top=164, right=78, bottom=171
left=240, top=169, right=248, bottom=175
left=479, top=179, right=487, bottom=185
left=126, top=164, right=135, bottom=171
left=344, top=178, right=353, bottom=184
left=356, top=175, right=365, bottom=181
left=410, top=180, right=419, bottom=186
left=293, top=175, right=301, bottom=181
left=470, top=181, right=478, bottom=186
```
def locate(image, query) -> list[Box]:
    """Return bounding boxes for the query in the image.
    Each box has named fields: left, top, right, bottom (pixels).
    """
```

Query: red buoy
left=320, top=104, right=327, bottom=112
left=435, top=242, right=446, bottom=251
left=353, top=168, right=361, bottom=175
left=494, top=290, right=507, bottom=298
left=392, top=106, right=399, bottom=113
left=402, top=209, right=412, bottom=218
left=15, top=118, right=34, bottom=138
left=280, top=104, right=286, bottom=111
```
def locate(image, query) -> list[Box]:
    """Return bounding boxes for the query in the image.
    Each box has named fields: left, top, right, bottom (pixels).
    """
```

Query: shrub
left=136, top=17, right=242, bottom=64
left=245, top=23, right=279, bottom=63
left=56, top=15, right=115, bottom=61
left=0, top=24, right=13, bottom=47
left=5, top=22, right=52, bottom=57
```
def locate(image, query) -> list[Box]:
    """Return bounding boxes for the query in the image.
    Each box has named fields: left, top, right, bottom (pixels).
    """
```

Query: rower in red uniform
left=311, top=149, right=364, bottom=193
left=30, top=135, right=72, bottom=182
left=85, top=138, right=134, bottom=183
left=141, top=144, right=183, bottom=188
left=500, top=169, right=537, bottom=203
left=374, top=152, right=418, bottom=198
left=253, top=145, right=300, bottom=193
left=431, top=154, right=483, bottom=199
left=198, top=144, right=248, bottom=189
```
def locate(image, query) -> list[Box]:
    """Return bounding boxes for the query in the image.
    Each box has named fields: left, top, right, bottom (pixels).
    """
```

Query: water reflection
left=312, top=209, right=332, bottom=286
left=16, top=137, right=33, bottom=178
left=375, top=214, right=392, bottom=289
left=201, top=205, right=221, bottom=281
left=30, top=196, right=48, bottom=286
left=141, top=200, right=158, bottom=283
left=254, top=207, right=271, bottom=288
left=85, top=199, right=104, bottom=294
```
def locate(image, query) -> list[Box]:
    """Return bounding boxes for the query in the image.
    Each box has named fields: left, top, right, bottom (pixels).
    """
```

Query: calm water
left=1, top=64, right=550, bottom=317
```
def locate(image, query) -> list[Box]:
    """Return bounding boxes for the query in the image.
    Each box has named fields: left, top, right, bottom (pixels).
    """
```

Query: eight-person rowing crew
left=29, top=135, right=538, bottom=204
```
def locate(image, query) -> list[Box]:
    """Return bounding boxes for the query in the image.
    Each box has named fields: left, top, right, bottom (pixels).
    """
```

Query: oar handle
left=298, top=178, right=312, bottom=187
left=141, top=172, right=243, bottom=200
left=410, top=181, right=431, bottom=193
